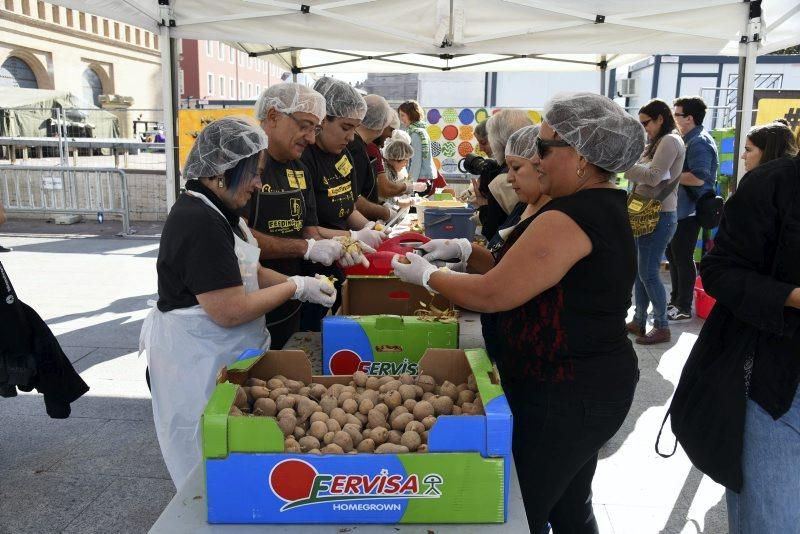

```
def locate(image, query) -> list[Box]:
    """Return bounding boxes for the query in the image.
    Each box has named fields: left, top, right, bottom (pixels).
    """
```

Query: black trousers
left=665, top=215, right=700, bottom=312
left=507, top=382, right=634, bottom=534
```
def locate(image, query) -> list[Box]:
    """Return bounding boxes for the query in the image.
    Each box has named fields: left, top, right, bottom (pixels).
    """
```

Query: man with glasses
left=668, top=96, right=719, bottom=322
left=245, top=83, right=368, bottom=347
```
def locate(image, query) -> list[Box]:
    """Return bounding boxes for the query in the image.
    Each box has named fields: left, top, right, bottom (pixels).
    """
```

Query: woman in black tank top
left=393, top=93, right=646, bottom=534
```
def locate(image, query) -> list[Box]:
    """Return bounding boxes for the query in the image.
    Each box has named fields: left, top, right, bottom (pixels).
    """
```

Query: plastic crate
left=423, top=207, right=476, bottom=240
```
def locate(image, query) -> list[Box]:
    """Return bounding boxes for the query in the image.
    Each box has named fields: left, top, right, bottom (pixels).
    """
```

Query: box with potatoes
left=201, top=348, right=512, bottom=524
left=322, top=315, right=458, bottom=376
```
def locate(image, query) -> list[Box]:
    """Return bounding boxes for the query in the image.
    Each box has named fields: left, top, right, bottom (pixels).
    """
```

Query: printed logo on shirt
left=335, top=155, right=353, bottom=177
left=261, top=183, right=272, bottom=193
left=268, top=219, right=304, bottom=233
left=286, top=170, right=299, bottom=189
left=290, top=198, right=301, bottom=218
left=327, top=181, right=352, bottom=198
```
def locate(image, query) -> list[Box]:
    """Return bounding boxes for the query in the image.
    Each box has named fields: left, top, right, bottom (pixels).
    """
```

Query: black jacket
left=0, top=261, right=89, bottom=418
left=700, top=156, right=800, bottom=419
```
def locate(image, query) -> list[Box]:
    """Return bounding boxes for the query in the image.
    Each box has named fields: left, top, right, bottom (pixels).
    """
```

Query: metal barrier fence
left=0, top=165, right=132, bottom=235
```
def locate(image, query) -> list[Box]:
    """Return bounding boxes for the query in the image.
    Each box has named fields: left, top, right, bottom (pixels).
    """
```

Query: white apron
left=140, top=190, right=270, bottom=491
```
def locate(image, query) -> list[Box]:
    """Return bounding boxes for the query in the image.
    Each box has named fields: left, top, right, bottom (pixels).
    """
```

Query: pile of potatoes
left=229, top=371, right=484, bottom=455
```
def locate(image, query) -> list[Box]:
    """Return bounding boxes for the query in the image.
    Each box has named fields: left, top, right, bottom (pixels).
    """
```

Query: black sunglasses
left=535, top=136, right=571, bottom=159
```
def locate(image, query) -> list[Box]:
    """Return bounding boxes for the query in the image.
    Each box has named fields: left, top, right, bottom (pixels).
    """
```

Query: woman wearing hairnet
left=378, top=130, right=427, bottom=200
left=393, top=93, right=644, bottom=533
left=140, top=117, right=336, bottom=491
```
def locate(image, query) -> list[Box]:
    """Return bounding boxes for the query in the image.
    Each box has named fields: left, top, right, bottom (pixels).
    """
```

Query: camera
left=458, top=153, right=501, bottom=176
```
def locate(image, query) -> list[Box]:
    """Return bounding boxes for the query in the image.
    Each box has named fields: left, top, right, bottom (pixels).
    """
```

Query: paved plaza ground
left=0, top=218, right=727, bottom=533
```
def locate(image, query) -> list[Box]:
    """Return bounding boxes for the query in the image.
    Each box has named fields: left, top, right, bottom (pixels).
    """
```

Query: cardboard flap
left=417, top=349, right=472, bottom=385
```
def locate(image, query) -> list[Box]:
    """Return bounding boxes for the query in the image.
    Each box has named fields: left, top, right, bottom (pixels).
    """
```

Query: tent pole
left=733, top=2, right=761, bottom=194
left=291, top=50, right=298, bottom=82
left=159, top=22, right=177, bottom=211
left=600, top=55, right=607, bottom=96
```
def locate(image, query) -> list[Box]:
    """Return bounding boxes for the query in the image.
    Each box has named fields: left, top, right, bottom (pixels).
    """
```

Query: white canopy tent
left=46, top=0, right=800, bottom=206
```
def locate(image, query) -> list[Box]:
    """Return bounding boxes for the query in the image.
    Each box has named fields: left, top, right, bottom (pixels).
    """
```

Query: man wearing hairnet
left=346, top=94, right=393, bottom=221
left=142, top=117, right=336, bottom=489
left=299, top=77, right=388, bottom=330
left=245, top=83, right=371, bottom=348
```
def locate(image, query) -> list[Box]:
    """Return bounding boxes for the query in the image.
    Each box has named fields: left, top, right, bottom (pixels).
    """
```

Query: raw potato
left=269, top=387, right=289, bottom=401
left=326, top=419, right=342, bottom=433
left=341, top=398, right=358, bottom=415
left=229, top=405, right=243, bottom=416
left=422, top=392, right=435, bottom=402
left=432, top=395, right=454, bottom=416
left=234, top=386, right=249, bottom=409
left=323, top=431, right=335, bottom=446
left=365, top=376, right=380, bottom=390
left=383, top=390, right=402, bottom=410
left=267, top=378, right=284, bottom=390
left=353, top=370, right=368, bottom=388
left=359, top=398, right=374, bottom=415
left=284, top=379, right=304, bottom=393
left=439, top=381, right=459, bottom=402
left=298, top=386, right=311, bottom=397
left=390, top=406, right=409, bottom=422
left=405, top=421, right=425, bottom=434
left=276, top=395, right=296, bottom=412
left=376, top=443, right=409, bottom=454
left=452, top=405, right=463, bottom=415
left=398, top=373, right=415, bottom=385
left=333, top=431, right=354, bottom=452
left=379, top=380, right=402, bottom=394
left=418, top=444, right=429, bottom=453
left=320, top=395, right=338, bottom=415
left=388, top=430, right=403, bottom=445
left=284, top=438, right=301, bottom=453
left=299, top=436, right=320, bottom=452
left=249, top=386, right=270, bottom=400
left=421, top=415, right=437, bottom=430
left=357, top=439, right=376, bottom=453
left=398, top=384, right=417, bottom=401
left=277, top=414, right=297, bottom=437
left=309, top=421, right=328, bottom=440
left=368, top=409, right=388, bottom=430
left=293, top=427, right=306, bottom=440
left=296, top=397, right=319, bottom=423
left=392, top=413, right=415, bottom=432
left=467, top=373, right=478, bottom=393
left=371, top=426, right=389, bottom=445
left=330, top=408, right=348, bottom=427
left=403, top=399, right=417, bottom=412
left=309, top=412, right=328, bottom=424
left=401, top=431, right=422, bottom=451
left=253, top=397, right=277, bottom=417
left=412, top=401, right=434, bottom=421
left=416, top=375, right=436, bottom=393
left=246, top=377, right=267, bottom=387
left=277, top=407, right=296, bottom=419
left=309, top=383, right=327, bottom=400
left=374, top=403, right=389, bottom=417
left=458, top=389, right=476, bottom=407
left=321, top=443, right=344, bottom=454
left=342, top=424, right=363, bottom=446
left=345, top=414, right=362, bottom=428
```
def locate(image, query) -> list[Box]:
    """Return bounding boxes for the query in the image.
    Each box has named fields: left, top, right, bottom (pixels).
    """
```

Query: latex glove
left=336, top=238, right=376, bottom=268
left=303, top=238, right=344, bottom=266
left=418, top=238, right=472, bottom=263
left=288, top=275, right=336, bottom=307
left=391, top=252, right=438, bottom=292
left=351, top=221, right=387, bottom=249
left=445, top=260, right=468, bottom=272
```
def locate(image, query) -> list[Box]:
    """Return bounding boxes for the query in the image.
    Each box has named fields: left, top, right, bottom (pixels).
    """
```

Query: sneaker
left=668, top=308, right=692, bottom=322
left=636, top=327, right=671, bottom=345
left=625, top=321, right=645, bottom=337
left=0, top=245, right=11, bottom=253
left=666, top=303, right=678, bottom=315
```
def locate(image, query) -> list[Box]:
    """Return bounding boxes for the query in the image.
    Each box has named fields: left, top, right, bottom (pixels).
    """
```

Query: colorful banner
left=425, top=107, right=542, bottom=174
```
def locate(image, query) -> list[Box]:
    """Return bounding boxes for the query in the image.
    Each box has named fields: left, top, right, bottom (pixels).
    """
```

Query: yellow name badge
left=328, top=181, right=352, bottom=198
left=628, top=199, right=644, bottom=212
left=295, top=170, right=306, bottom=189
left=286, top=169, right=299, bottom=189
left=335, top=155, right=353, bottom=177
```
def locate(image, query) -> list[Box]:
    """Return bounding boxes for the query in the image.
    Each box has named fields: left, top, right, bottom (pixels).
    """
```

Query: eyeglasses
left=641, top=119, right=652, bottom=127
left=283, top=113, right=322, bottom=135
left=535, top=136, right=571, bottom=159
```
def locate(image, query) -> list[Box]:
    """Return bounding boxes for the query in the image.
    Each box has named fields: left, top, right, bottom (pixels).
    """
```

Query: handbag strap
left=653, top=172, right=683, bottom=203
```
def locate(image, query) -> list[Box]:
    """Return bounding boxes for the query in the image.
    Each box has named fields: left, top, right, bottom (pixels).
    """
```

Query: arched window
left=0, top=56, right=38, bottom=88
left=82, top=68, right=103, bottom=106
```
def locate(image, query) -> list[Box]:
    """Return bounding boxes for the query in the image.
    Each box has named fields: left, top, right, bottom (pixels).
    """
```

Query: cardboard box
left=322, top=315, right=458, bottom=375
left=202, top=348, right=512, bottom=524
left=341, top=277, right=451, bottom=316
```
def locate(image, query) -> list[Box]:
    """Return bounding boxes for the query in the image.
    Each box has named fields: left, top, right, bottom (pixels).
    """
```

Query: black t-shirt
left=493, top=188, right=638, bottom=399
left=301, top=143, right=356, bottom=230
left=157, top=182, right=243, bottom=312
left=348, top=134, right=379, bottom=202
left=241, top=155, right=318, bottom=235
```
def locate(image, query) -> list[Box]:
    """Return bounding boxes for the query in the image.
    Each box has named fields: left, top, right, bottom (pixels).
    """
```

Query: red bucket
left=694, top=276, right=716, bottom=319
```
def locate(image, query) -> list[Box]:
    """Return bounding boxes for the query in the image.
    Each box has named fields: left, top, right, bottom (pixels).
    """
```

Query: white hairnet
left=505, top=124, right=541, bottom=160
left=313, top=77, right=367, bottom=120
left=183, top=116, right=267, bottom=181
left=362, top=94, right=392, bottom=131
left=486, top=109, right=534, bottom=164
left=544, top=92, right=646, bottom=173
left=387, top=109, right=401, bottom=130
left=381, top=130, right=414, bottom=161
left=254, top=82, right=326, bottom=122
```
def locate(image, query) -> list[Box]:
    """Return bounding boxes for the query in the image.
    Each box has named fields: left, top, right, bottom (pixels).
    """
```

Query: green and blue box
left=202, top=348, right=512, bottom=524
left=322, top=315, right=458, bottom=375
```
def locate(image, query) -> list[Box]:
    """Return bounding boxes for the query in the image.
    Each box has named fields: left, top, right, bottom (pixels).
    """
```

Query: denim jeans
left=634, top=211, right=678, bottom=328
left=726, top=387, right=800, bottom=534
